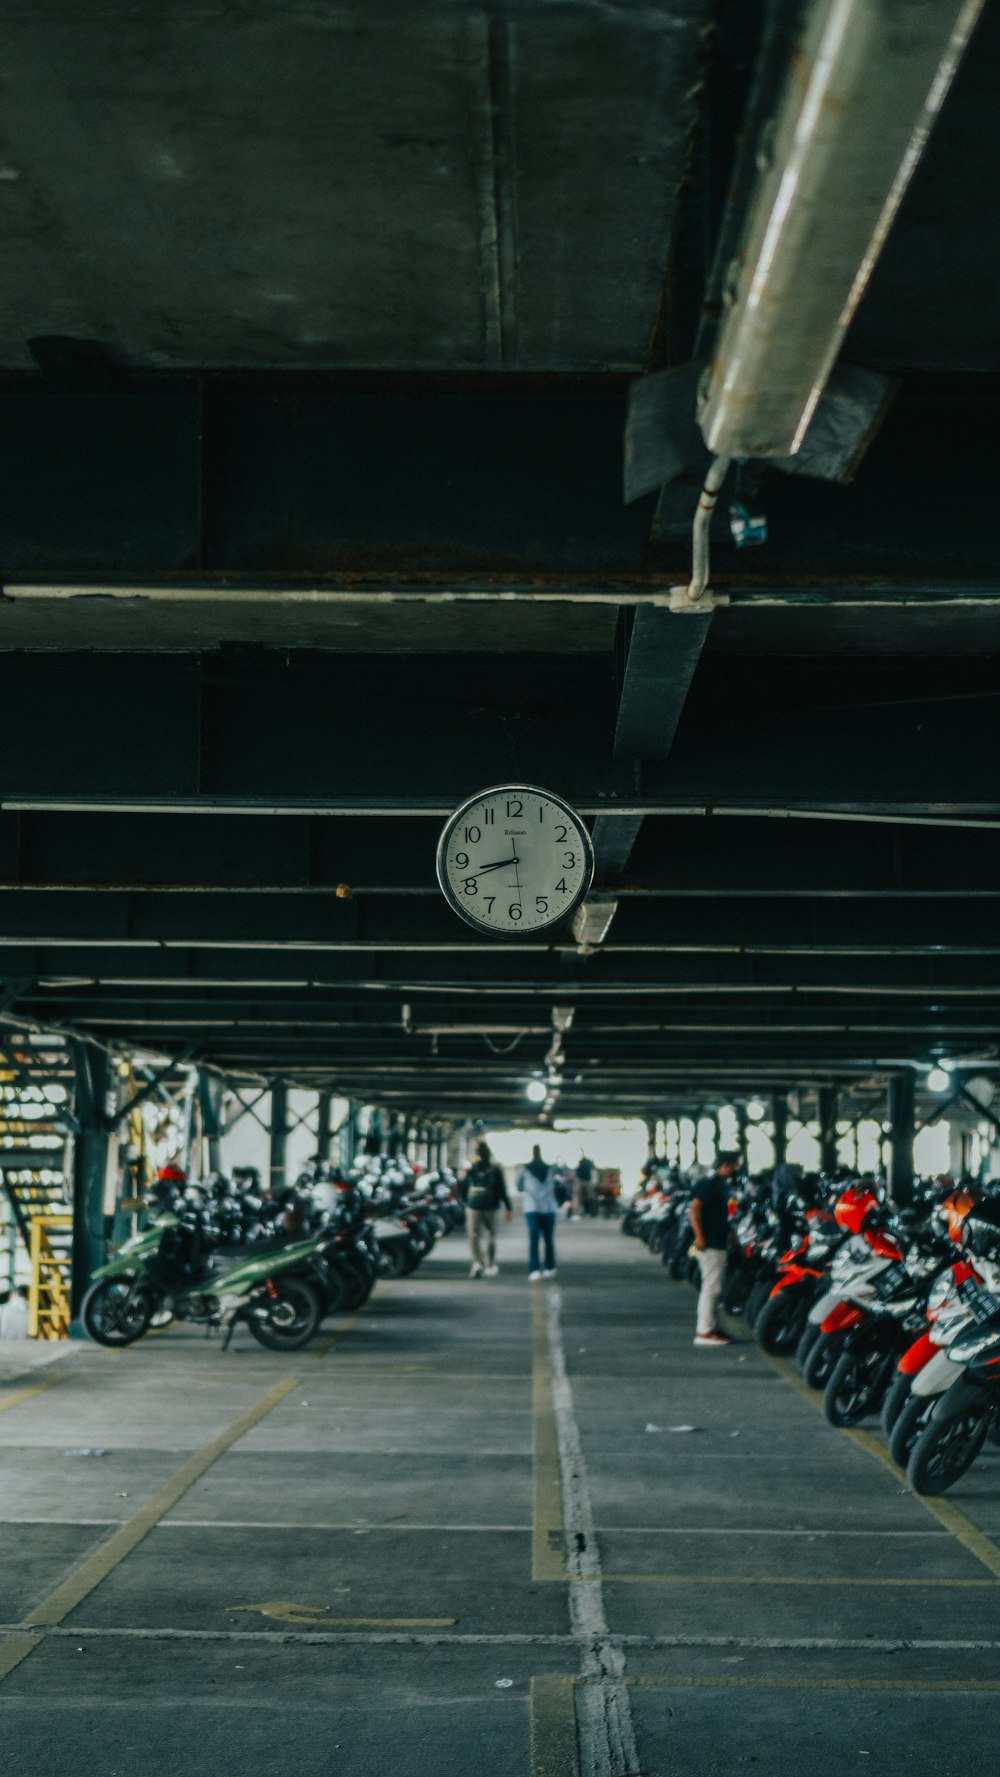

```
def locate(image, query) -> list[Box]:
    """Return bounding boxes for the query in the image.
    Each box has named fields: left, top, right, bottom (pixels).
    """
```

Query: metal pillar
left=269, top=1080, right=288, bottom=1196
left=818, top=1085, right=839, bottom=1175
left=316, top=1089, right=333, bottom=1162
left=70, top=1043, right=111, bottom=1322
left=772, top=1093, right=789, bottom=1166
left=735, top=1104, right=749, bottom=1168
left=364, top=1108, right=384, bottom=1156
left=337, top=1100, right=357, bottom=1171
left=887, top=1069, right=916, bottom=1206
left=197, top=1071, right=225, bottom=1174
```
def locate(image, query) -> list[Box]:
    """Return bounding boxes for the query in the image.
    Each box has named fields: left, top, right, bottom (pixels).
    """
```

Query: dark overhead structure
left=0, top=0, right=998, bottom=1125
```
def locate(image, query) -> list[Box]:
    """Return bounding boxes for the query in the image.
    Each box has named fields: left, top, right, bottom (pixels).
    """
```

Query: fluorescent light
left=926, top=1067, right=952, bottom=1093
left=525, top=1079, right=548, bottom=1104
left=746, top=1100, right=766, bottom=1122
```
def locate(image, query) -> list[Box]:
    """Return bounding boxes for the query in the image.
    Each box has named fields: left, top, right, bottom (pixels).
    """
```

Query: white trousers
left=695, top=1247, right=727, bottom=1335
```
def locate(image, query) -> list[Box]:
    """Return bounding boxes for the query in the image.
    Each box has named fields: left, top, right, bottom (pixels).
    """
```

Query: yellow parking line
left=531, top=1674, right=579, bottom=1776
left=725, top=1320, right=1000, bottom=1583
left=310, top=1314, right=361, bottom=1356
left=0, top=1377, right=59, bottom=1415
left=0, top=1376, right=299, bottom=1684
left=532, top=1291, right=565, bottom=1582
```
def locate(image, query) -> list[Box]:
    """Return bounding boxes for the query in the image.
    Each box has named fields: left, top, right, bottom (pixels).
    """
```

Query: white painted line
left=546, top=1285, right=640, bottom=1777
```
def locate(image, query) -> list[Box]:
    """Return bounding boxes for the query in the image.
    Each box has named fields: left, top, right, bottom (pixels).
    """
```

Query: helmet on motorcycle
left=157, top=1164, right=186, bottom=1183
left=833, top=1186, right=879, bottom=1235
left=940, top=1187, right=980, bottom=1244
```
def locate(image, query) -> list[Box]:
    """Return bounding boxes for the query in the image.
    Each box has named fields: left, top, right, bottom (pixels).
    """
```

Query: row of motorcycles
left=625, top=1163, right=1000, bottom=1497
left=81, top=1155, right=465, bottom=1354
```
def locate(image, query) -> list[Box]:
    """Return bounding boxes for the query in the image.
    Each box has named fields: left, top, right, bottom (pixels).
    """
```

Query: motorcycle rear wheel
left=244, top=1278, right=321, bottom=1351
left=880, top=1371, right=913, bottom=1440
left=889, top=1391, right=938, bottom=1470
left=755, top=1289, right=807, bottom=1356
left=81, top=1276, right=156, bottom=1347
left=906, top=1402, right=990, bottom=1496
left=823, top=1345, right=886, bottom=1427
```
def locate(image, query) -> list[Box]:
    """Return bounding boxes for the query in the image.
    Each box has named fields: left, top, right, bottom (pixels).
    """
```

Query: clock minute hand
left=475, top=857, right=518, bottom=876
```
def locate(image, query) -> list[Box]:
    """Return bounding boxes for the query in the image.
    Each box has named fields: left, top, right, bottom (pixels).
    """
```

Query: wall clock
left=436, top=784, right=595, bottom=936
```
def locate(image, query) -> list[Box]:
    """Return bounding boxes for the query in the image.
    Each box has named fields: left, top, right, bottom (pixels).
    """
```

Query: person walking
left=688, top=1151, right=739, bottom=1347
left=515, top=1144, right=559, bottom=1279
left=463, top=1140, right=512, bottom=1278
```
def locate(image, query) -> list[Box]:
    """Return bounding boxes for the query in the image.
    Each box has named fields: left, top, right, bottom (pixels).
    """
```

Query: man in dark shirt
left=462, top=1140, right=512, bottom=1277
left=689, top=1152, right=739, bottom=1347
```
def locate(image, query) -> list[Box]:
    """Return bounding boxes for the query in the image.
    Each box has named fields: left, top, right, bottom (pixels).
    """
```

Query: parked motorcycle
left=81, top=1211, right=324, bottom=1351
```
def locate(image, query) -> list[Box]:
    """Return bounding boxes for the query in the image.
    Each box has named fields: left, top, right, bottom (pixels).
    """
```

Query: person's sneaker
left=470, top=1263, right=483, bottom=1278
left=528, top=1270, right=543, bottom=1281
left=543, top=1269, right=557, bottom=1279
left=484, top=1265, right=499, bottom=1277
left=694, top=1330, right=731, bottom=1347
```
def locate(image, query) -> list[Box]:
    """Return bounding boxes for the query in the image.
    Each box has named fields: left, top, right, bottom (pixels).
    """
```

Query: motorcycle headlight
left=928, top=1272, right=953, bottom=1313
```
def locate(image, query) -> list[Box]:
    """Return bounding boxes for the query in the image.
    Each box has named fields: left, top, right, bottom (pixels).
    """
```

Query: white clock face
left=437, top=785, right=594, bottom=935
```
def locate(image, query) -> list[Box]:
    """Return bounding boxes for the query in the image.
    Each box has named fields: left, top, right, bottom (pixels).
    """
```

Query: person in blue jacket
left=516, top=1145, right=559, bottom=1279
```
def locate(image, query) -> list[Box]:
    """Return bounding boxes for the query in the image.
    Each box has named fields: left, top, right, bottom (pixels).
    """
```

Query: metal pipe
left=685, top=455, right=732, bottom=603
left=699, top=0, right=987, bottom=459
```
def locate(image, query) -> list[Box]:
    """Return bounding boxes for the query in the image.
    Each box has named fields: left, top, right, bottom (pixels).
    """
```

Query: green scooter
left=80, top=1217, right=322, bottom=1351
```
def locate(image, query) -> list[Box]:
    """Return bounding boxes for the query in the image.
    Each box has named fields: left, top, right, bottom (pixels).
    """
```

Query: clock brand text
left=504, top=829, right=526, bottom=835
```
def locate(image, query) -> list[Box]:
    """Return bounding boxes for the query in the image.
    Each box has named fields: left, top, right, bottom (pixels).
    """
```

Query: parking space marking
left=6, top=1622, right=1000, bottom=1653
left=724, top=1319, right=1000, bottom=1582
left=532, top=1290, right=566, bottom=1582
left=530, top=1675, right=579, bottom=1777
left=593, top=1573, right=997, bottom=1587
left=626, top=1674, right=1000, bottom=1693
left=0, top=1378, right=59, bottom=1415
left=0, top=1376, right=299, bottom=1685
left=230, top=1600, right=456, bottom=1626
left=545, top=1286, right=640, bottom=1777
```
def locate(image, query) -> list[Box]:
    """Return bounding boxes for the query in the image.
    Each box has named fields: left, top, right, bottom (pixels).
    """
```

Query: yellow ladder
left=28, top=1215, right=72, bottom=1339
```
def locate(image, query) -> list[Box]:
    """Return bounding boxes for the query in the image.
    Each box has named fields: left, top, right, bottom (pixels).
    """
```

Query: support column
left=772, top=1093, right=789, bottom=1167
left=735, top=1104, right=749, bottom=1169
left=340, top=1100, right=359, bottom=1171
left=818, top=1085, right=839, bottom=1176
left=70, top=1043, right=111, bottom=1323
left=316, top=1089, right=333, bottom=1162
left=888, top=1069, right=916, bottom=1206
left=197, top=1071, right=225, bottom=1174
left=269, top=1079, right=288, bottom=1196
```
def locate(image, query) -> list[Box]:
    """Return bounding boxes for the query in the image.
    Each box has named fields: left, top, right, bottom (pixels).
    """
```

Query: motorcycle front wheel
left=795, top=1320, right=822, bottom=1372
left=889, top=1392, right=938, bottom=1470
left=755, top=1288, right=807, bottom=1356
left=722, top=1265, right=754, bottom=1318
left=823, top=1344, right=887, bottom=1427
left=244, top=1278, right=321, bottom=1351
left=907, top=1401, right=990, bottom=1496
left=803, top=1331, right=841, bottom=1392
left=81, top=1275, right=156, bottom=1347
left=880, top=1371, right=913, bottom=1440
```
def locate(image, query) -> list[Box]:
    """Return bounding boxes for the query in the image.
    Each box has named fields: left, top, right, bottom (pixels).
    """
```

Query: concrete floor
left=1, top=1218, right=999, bottom=1776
